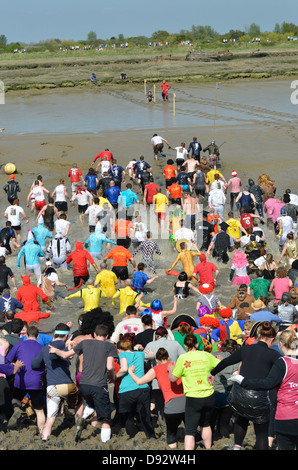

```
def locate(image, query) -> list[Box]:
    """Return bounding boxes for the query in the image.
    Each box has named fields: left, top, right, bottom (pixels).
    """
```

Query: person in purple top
left=5, top=324, right=45, bottom=432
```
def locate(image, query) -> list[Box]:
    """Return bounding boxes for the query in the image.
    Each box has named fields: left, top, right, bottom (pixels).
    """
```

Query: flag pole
left=173, top=93, right=176, bottom=117
left=213, top=83, right=219, bottom=139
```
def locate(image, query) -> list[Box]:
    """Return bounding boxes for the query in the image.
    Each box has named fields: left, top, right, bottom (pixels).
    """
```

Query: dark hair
left=155, top=326, right=168, bottom=338
left=27, top=325, right=39, bottom=338
left=80, top=308, right=114, bottom=337
left=138, top=263, right=146, bottom=271
left=184, top=334, right=199, bottom=350
left=126, top=305, right=137, bottom=316
left=11, top=318, right=24, bottom=335
left=220, top=339, right=239, bottom=354
left=54, top=323, right=70, bottom=338
left=118, top=333, right=137, bottom=350
left=258, top=321, right=277, bottom=339
left=141, top=314, right=153, bottom=326
left=178, top=271, right=188, bottom=281
left=156, top=347, right=169, bottom=362
left=94, top=324, right=109, bottom=337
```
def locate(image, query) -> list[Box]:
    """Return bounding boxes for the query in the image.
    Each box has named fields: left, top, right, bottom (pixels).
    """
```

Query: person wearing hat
left=225, top=170, right=242, bottom=212
left=250, top=298, right=282, bottom=324
left=3, top=174, right=21, bottom=205
left=170, top=314, right=204, bottom=351
left=210, top=307, right=243, bottom=346
left=206, top=221, right=235, bottom=264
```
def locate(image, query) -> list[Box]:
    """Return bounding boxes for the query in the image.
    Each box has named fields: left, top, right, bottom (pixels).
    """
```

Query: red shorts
left=35, top=200, right=46, bottom=211
left=157, top=212, right=166, bottom=220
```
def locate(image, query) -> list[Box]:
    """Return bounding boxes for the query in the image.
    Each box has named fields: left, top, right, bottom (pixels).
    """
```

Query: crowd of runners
left=0, top=132, right=297, bottom=451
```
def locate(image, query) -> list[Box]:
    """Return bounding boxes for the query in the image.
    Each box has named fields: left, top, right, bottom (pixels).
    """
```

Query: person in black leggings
left=209, top=322, right=281, bottom=450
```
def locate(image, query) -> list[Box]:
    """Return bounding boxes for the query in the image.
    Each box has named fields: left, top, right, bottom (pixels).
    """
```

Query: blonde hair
left=278, top=330, right=298, bottom=352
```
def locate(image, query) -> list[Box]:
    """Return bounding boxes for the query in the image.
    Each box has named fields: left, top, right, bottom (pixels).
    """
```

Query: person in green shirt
left=168, top=333, right=220, bottom=450
left=248, top=269, right=270, bottom=299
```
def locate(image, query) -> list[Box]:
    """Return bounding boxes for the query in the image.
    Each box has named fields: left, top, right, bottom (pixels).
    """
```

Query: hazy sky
left=2, top=0, right=297, bottom=43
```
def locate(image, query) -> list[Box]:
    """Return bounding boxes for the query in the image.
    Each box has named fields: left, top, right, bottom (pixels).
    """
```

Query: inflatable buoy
left=4, top=163, right=16, bottom=175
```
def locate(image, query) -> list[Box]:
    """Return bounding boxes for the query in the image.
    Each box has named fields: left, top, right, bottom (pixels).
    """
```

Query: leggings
left=164, top=412, right=185, bottom=445
left=276, top=432, right=298, bottom=450
left=234, top=415, right=269, bottom=450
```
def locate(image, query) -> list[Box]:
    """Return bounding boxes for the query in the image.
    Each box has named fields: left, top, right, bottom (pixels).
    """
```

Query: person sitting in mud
left=147, top=90, right=153, bottom=102
left=90, top=73, right=98, bottom=85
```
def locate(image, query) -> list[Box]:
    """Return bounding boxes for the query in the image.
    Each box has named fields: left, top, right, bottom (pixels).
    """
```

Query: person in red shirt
left=163, top=159, right=178, bottom=188
left=167, top=179, right=183, bottom=206
left=161, top=80, right=171, bottom=101
left=240, top=208, right=264, bottom=230
left=66, top=241, right=99, bottom=287
left=143, top=177, right=160, bottom=207
left=92, top=149, right=114, bottom=166
left=193, top=254, right=219, bottom=291
left=16, top=275, right=52, bottom=312
left=68, top=164, right=84, bottom=195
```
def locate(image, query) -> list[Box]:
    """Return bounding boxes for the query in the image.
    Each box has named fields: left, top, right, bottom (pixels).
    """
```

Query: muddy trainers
left=7, top=406, right=22, bottom=430
left=74, top=417, right=85, bottom=443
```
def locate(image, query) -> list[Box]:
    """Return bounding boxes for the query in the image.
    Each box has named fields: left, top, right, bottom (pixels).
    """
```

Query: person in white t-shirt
left=84, top=197, right=103, bottom=233
left=54, top=214, right=70, bottom=238
left=172, top=142, right=189, bottom=170
left=151, top=134, right=170, bottom=160
left=27, top=180, right=50, bottom=213
left=4, top=199, right=29, bottom=244
left=125, top=159, right=137, bottom=179
left=52, top=179, right=70, bottom=214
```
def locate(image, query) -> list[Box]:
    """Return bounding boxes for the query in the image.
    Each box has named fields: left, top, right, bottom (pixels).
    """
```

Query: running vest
left=239, top=193, right=253, bottom=209
left=275, top=356, right=298, bottom=421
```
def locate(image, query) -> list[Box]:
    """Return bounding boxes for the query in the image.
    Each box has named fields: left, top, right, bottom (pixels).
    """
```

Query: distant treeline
left=1, top=21, right=298, bottom=53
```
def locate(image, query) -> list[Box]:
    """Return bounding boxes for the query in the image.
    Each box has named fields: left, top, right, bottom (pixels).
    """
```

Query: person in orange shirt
left=161, top=80, right=171, bottom=101
left=112, top=218, right=135, bottom=248
left=163, top=159, right=178, bottom=188
left=206, top=212, right=222, bottom=234
left=104, top=242, right=136, bottom=284
left=167, top=179, right=183, bottom=206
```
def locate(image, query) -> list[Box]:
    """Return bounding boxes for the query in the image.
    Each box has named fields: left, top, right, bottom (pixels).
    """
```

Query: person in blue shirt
left=32, top=216, right=53, bottom=253
left=188, top=137, right=202, bottom=162
left=84, top=168, right=99, bottom=195
left=0, top=288, right=23, bottom=314
left=84, top=225, right=116, bottom=258
left=133, top=156, right=152, bottom=180
left=118, top=183, right=139, bottom=209
left=131, top=262, right=158, bottom=295
left=108, top=160, right=125, bottom=188
left=17, top=230, right=45, bottom=285
left=105, top=181, right=122, bottom=209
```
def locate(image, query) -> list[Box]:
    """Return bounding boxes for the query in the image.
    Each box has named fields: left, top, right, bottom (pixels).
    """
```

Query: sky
left=1, top=0, right=298, bottom=43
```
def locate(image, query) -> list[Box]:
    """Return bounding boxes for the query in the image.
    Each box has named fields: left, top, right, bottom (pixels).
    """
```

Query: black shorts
left=74, top=275, right=89, bottom=287
left=78, top=204, right=88, bottom=214
left=55, top=201, right=68, bottom=212
left=195, top=188, right=205, bottom=196
left=13, top=388, right=45, bottom=410
left=112, top=266, right=129, bottom=281
left=12, top=225, right=21, bottom=231
left=79, top=384, right=111, bottom=422
left=165, top=178, right=176, bottom=188
left=118, top=388, right=151, bottom=414
left=176, top=158, right=185, bottom=167
left=171, top=198, right=182, bottom=205
left=184, top=393, right=215, bottom=436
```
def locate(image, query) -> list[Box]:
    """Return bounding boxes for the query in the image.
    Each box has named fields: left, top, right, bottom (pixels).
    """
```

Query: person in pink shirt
left=264, top=196, right=285, bottom=231
left=225, top=170, right=242, bottom=212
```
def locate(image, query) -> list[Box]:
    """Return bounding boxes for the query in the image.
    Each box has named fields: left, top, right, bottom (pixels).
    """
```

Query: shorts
left=79, top=383, right=111, bottom=422
left=46, top=383, right=80, bottom=418
left=118, top=388, right=151, bottom=414
left=13, top=388, right=44, bottom=410
left=184, top=393, right=215, bottom=436
left=35, top=200, right=46, bottom=212
left=165, top=178, right=176, bottom=188
left=74, top=275, right=89, bottom=287
left=112, top=266, right=129, bottom=280
left=156, top=212, right=166, bottom=220
left=154, top=143, right=164, bottom=154
left=12, top=225, right=21, bottom=231
left=71, top=182, right=80, bottom=193
left=78, top=204, right=88, bottom=214
left=171, top=198, right=181, bottom=205
left=195, top=188, right=205, bottom=196
left=55, top=201, right=68, bottom=212
left=176, top=158, right=185, bottom=167
left=180, top=185, right=189, bottom=192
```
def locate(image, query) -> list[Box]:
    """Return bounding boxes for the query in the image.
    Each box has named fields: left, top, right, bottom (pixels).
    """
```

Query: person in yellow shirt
left=226, top=211, right=247, bottom=244
left=111, top=279, right=150, bottom=314
left=65, top=283, right=107, bottom=312
left=94, top=262, right=118, bottom=297
left=153, top=188, right=169, bottom=232
left=166, top=241, right=201, bottom=280
left=206, top=168, right=226, bottom=186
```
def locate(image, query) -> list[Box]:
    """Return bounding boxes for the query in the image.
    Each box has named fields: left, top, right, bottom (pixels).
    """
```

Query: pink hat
left=232, top=170, right=237, bottom=176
